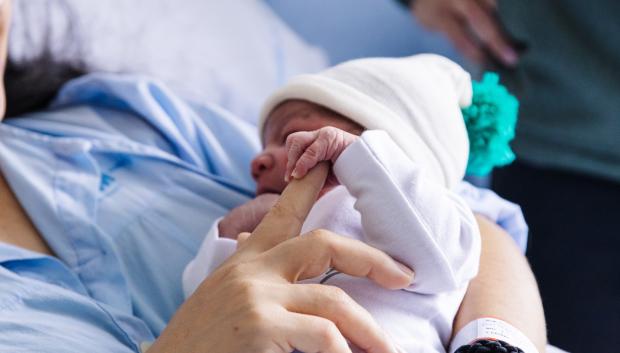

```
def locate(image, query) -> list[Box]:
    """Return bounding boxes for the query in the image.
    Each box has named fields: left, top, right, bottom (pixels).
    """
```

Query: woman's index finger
left=247, top=162, right=329, bottom=253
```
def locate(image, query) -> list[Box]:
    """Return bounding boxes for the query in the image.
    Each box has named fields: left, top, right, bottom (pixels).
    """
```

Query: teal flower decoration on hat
left=462, top=72, right=519, bottom=176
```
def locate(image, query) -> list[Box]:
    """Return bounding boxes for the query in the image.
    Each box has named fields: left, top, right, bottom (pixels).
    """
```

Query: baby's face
left=252, top=100, right=361, bottom=195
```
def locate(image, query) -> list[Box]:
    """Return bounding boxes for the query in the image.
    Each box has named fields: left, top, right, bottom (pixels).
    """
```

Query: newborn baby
left=184, top=54, right=482, bottom=353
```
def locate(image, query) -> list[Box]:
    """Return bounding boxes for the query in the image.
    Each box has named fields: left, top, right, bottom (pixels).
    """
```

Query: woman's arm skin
left=454, top=215, right=547, bottom=352
left=149, top=164, right=411, bottom=353
left=0, top=173, right=54, bottom=255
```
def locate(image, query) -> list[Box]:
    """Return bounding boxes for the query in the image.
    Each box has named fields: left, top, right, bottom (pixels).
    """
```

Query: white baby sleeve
left=182, top=218, right=237, bottom=297
left=333, top=130, right=480, bottom=294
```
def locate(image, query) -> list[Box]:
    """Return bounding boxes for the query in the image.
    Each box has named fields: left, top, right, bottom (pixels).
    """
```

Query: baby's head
left=252, top=99, right=363, bottom=195
left=255, top=54, right=475, bottom=195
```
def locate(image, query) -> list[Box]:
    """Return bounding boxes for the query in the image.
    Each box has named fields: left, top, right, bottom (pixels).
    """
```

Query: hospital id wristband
left=449, top=318, right=539, bottom=353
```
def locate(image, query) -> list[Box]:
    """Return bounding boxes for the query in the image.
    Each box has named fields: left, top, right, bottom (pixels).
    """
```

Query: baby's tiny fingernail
left=291, top=169, right=300, bottom=179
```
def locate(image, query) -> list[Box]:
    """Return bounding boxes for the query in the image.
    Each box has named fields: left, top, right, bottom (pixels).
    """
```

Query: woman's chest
left=0, top=172, right=53, bottom=256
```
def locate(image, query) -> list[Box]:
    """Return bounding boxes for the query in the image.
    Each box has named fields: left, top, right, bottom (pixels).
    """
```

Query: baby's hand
left=285, top=126, right=359, bottom=181
left=218, top=193, right=280, bottom=239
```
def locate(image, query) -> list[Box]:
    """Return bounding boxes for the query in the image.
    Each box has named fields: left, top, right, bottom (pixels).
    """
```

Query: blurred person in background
left=400, top=0, right=620, bottom=352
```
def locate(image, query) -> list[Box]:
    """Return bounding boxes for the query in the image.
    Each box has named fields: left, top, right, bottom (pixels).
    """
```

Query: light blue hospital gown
left=0, top=74, right=527, bottom=352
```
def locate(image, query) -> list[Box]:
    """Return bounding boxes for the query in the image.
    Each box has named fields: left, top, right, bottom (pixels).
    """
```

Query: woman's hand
left=218, top=193, right=280, bottom=239
left=411, top=0, right=519, bottom=67
left=149, top=163, right=412, bottom=353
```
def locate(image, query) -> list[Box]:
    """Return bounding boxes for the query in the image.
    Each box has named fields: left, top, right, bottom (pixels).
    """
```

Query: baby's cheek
left=273, top=148, right=289, bottom=173
left=268, top=167, right=289, bottom=193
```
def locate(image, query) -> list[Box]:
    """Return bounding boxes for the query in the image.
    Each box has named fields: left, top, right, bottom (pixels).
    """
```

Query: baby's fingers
left=286, top=130, right=319, bottom=181
left=291, top=137, right=330, bottom=179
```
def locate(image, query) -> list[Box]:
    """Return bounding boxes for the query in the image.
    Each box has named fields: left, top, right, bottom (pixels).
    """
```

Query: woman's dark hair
left=4, top=0, right=86, bottom=118
left=4, top=56, right=85, bottom=117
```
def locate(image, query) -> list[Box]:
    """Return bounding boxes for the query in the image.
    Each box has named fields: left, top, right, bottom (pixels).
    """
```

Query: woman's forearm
left=453, top=215, right=547, bottom=352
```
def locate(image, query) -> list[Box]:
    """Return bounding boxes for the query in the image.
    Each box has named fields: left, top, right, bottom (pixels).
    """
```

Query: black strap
left=455, top=339, right=525, bottom=353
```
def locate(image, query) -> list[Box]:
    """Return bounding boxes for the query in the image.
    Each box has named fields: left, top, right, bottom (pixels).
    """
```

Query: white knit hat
left=259, top=54, right=473, bottom=189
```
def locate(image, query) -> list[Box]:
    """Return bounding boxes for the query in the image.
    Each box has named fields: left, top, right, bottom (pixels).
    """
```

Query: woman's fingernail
left=502, top=48, right=519, bottom=66
left=396, top=262, right=414, bottom=279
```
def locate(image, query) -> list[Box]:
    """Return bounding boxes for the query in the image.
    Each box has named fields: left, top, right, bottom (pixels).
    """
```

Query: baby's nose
left=251, top=153, right=275, bottom=181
